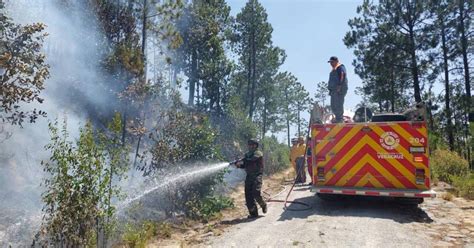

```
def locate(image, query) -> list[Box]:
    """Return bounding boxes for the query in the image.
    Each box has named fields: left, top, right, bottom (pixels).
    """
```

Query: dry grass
left=441, top=192, right=454, bottom=201
left=145, top=168, right=294, bottom=247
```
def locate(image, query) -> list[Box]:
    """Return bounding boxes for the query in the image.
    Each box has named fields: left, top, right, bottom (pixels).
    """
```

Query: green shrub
left=40, top=114, right=129, bottom=247
left=428, top=132, right=448, bottom=151
left=430, top=149, right=469, bottom=184
left=122, top=221, right=157, bottom=248
left=262, top=136, right=290, bottom=175
left=451, top=174, right=474, bottom=200
left=186, top=195, right=234, bottom=221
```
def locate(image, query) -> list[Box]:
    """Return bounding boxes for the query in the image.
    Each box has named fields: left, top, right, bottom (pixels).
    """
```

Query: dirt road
left=199, top=183, right=474, bottom=248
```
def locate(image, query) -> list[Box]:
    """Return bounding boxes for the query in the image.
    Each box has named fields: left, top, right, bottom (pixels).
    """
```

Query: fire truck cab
left=310, top=104, right=436, bottom=204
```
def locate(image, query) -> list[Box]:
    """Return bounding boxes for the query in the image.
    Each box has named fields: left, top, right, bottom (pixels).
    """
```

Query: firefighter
left=289, top=138, right=298, bottom=172
left=235, top=139, right=267, bottom=218
left=327, top=56, right=348, bottom=123
left=295, top=136, right=306, bottom=183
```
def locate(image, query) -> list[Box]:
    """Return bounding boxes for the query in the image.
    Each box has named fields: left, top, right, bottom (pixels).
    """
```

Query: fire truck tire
left=398, top=197, right=424, bottom=205
left=317, top=193, right=344, bottom=201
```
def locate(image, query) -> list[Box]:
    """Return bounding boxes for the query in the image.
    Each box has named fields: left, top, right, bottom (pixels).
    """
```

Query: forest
left=0, top=0, right=472, bottom=247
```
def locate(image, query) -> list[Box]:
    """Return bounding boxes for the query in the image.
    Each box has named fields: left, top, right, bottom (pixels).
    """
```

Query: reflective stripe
left=315, top=187, right=436, bottom=198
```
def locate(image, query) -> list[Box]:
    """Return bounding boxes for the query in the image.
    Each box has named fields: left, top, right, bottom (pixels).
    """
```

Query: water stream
left=0, top=162, right=238, bottom=247
left=119, top=162, right=230, bottom=208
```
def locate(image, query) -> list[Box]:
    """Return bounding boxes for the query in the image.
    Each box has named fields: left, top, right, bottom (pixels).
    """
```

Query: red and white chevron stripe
left=312, top=186, right=436, bottom=198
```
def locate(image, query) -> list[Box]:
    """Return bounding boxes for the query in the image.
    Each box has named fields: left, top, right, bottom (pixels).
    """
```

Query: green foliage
left=274, top=72, right=310, bottom=145
left=186, top=195, right=234, bottom=221
left=215, top=95, right=258, bottom=159
left=146, top=109, right=221, bottom=171
left=174, top=0, right=233, bottom=109
left=40, top=113, right=130, bottom=247
left=451, top=173, right=474, bottom=200
left=345, top=0, right=472, bottom=165
left=261, top=136, right=290, bottom=175
left=428, top=132, right=448, bottom=152
left=0, top=5, right=49, bottom=125
left=430, top=149, right=469, bottom=184
left=122, top=221, right=171, bottom=248
left=143, top=102, right=228, bottom=219
left=345, top=0, right=433, bottom=106
left=233, top=0, right=287, bottom=122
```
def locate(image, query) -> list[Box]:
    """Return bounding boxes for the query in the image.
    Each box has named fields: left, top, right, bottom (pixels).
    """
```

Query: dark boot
left=261, top=203, right=267, bottom=214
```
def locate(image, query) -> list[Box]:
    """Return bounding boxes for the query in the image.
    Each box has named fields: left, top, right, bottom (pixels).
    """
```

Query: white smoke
left=1, top=0, right=112, bottom=246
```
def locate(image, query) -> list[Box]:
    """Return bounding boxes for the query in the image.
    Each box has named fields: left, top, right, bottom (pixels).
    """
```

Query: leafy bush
left=143, top=109, right=222, bottom=173
left=162, top=167, right=228, bottom=218
left=428, top=132, right=447, bottom=152
left=430, top=149, right=469, bottom=184
left=142, top=105, right=229, bottom=219
left=40, top=114, right=129, bottom=247
left=122, top=221, right=168, bottom=248
left=186, top=195, right=234, bottom=221
left=451, top=174, right=474, bottom=200
left=0, top=5, right=49, bottom=126
left=261, top=136, right=290, bottom=175
left=212, top=95, right=258, bottom=159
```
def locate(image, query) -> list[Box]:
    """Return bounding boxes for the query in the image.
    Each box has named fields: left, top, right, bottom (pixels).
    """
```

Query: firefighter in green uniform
left=235, top=139, right=268, bottom=218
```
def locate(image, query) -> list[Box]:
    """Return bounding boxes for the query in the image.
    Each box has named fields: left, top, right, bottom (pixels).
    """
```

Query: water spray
left=119, top=162, right=230, bottom=208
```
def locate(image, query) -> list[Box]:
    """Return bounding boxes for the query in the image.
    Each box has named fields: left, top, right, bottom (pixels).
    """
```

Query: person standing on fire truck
left=235, top=139, right=267, bottom=218
left=327, top=56, right=348, bottom=123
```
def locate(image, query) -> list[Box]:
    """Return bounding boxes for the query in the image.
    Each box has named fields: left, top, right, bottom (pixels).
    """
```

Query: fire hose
left=229, top=160, right=312, bottom=212
left=267, top=121, right=314, bottom=211
left=263, top=178, right=312, bottom=211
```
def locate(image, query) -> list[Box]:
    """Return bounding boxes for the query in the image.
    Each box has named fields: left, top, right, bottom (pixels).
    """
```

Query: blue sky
left=227, top=0, right=364, bottom=110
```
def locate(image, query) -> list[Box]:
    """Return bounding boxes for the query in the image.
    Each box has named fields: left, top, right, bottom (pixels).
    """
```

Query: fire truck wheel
left=317, top=193, right=344, bottom=201
left=397, top=197, right=424, bottom=205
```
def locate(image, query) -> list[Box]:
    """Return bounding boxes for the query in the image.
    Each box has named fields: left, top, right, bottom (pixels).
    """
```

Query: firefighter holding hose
left=234, top=139, right=268, bottom=218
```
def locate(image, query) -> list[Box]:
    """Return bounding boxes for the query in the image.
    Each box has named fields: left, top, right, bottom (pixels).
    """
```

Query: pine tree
left=174, top=0, right=232, bottom=112
left=234, top=0, right=274, bottom=120
left=345, top=0, right=435, bottom=104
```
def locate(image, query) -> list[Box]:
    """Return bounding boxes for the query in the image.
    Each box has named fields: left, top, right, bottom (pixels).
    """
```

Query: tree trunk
left=121, top=110, right=127, bottom=146
left=390, top=71, right=395, bottom=113
left=246, top=43, right=252, bottom=110
left=440, top=18, right=455, bottom=151
left=263, top=97, right=267, bottom=137
left=284, top=86, right=290, bottom=147
left=196, top=80, right=200, bottom=106
left=141, top=0, right=147, bottom=80
left=216, top=83, right=221, bottom=115
left=249, top=29, right=257, bottom=119
left=458, top=0, right=472, bottom=167
left=297, top=104, right=301, bottom=137
left=188, top=50, right=197, bottom=106
left=286, top=118, right=290, bottom=147
left=408, top=27, right=422, bottom=103
left=458, top=0, right=471, bottom=113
